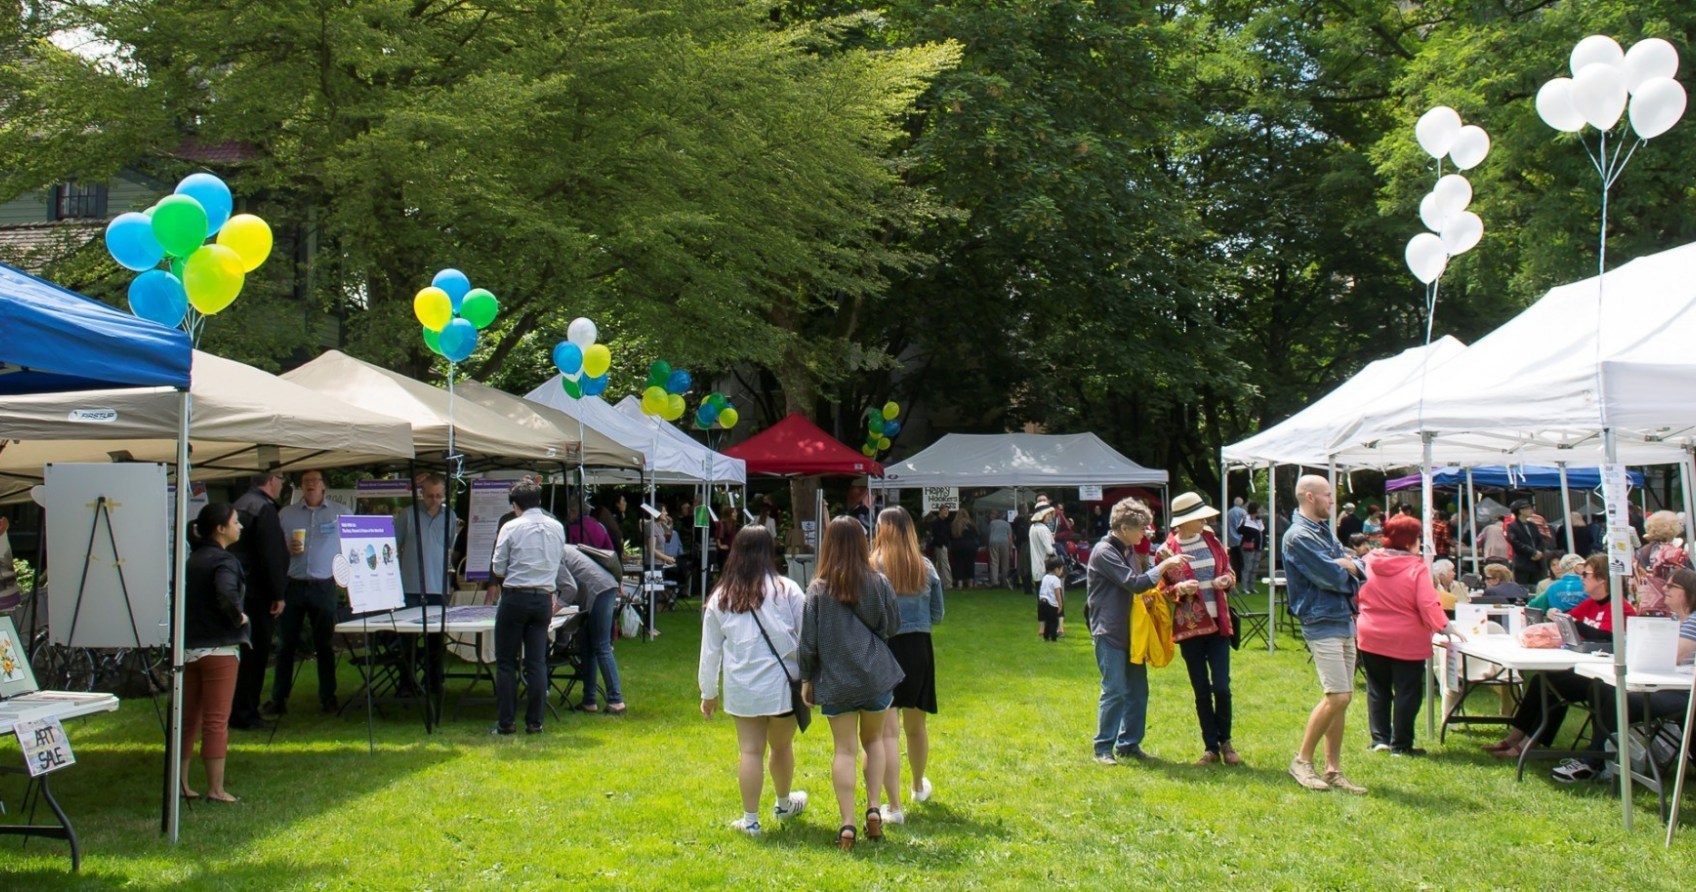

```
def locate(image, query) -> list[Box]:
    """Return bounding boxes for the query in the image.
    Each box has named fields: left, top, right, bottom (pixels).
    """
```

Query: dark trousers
left=1511, top=670, right=1593, bottom=744
left=1178, top=632, right=1233, bottom=752
left=1037, top=600, right=1060, bottom=641
left=1228, top=545, right=1245, bottom=581
left=1361, top=649, right=1425, bottom=749
left=495, top=588, right=553, bottom=729
left=231, top=594, right=276, bottom=725
left=272, top=578, right=339, bottom=706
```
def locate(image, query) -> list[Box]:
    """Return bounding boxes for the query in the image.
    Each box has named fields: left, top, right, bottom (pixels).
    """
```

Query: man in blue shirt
left=266, top=470, right=349, bottom=715
left=396, top=474, right=459, bottom=606
left=1283, top=474, right=1367, bottom=795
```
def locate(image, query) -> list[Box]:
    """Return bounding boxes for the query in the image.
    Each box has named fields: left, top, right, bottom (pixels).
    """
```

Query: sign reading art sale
left=922, top=488, right=959, bottom=514
left=16, top=716, right=73, bottom=777
left=336, top=516, right=406, bottom=614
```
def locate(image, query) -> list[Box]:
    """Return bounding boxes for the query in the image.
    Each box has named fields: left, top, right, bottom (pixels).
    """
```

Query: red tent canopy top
left=723, top=412, right=885, bottom=477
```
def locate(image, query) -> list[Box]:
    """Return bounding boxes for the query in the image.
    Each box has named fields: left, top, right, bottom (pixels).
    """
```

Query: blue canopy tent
left=1385, top=465, right=1645, bottom=491
left=0, top=262, right=195, bottom=843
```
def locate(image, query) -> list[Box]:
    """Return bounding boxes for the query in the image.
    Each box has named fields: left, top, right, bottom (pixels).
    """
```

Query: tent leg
left=165, top=389, right=191, bottom=842
left=1267, top=464, right=1277, bottom=653
left=1603, top=430, right=1633, bottom=831
left=1558, top=462, right=1575, bottom=554
left=1466, top=468, right=1479, bottom=577
left=1680, top=449, right=1696, bottom=548
left=1421, top=433, right=1435, bottom=740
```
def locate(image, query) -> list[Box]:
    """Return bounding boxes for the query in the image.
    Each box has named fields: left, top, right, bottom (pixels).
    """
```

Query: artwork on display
left=336, top=516, right=405, bottom=614
left=0, top=616, right=37, bottom=698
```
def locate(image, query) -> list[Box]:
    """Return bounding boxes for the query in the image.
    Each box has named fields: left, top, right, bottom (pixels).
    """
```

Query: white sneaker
left=880, top=804, right=906, bottom=825
left=730, top=816, right=762, bottom=836
left=773, top=790, right=807, bottom=820
left=912, top=776, right=933, bottom=802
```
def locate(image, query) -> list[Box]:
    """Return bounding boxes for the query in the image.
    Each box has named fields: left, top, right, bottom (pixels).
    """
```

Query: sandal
left=837, top=824, right=856, bottom=851
left=607, top=703, right=627, bottom=715
left=864, top=806, right=883, bottom=840
left=180, top=790, right=200, bottom=801
left=575, top=703, right=601, bottom=713
left=1491, top=743, right=1526, bottom=760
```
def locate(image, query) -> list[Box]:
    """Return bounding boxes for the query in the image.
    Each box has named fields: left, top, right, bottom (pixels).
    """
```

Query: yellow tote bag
left=1130, top=583, right=1174, bottom=668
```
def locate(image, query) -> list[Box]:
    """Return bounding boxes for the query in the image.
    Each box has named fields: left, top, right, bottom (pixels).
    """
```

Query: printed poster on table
left=465, top=479, right=513, bottom=581
left=337, top=516, right=405, bottom=614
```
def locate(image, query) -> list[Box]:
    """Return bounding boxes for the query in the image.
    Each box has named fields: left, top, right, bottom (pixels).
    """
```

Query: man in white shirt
left=490, top=481, right=566, bottom=735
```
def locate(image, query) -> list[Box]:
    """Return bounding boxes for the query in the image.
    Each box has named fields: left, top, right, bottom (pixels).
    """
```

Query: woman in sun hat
left=1156, top=492, right=1239, bottom=766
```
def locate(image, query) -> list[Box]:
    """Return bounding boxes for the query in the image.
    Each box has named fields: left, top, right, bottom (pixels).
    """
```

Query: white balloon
left=1629, top=76, right=1688, bottom=139
left=567, top=316, right=597, bottom=349
left=1623, top=37, right=1680, bottom=94
left=1536, top=78, right=1587, bottom=132
left=1418, top=192, right=1448, bottom=233
left=1440, top=211, right=1484, bottom=256
left=1571, top=62, right=1628, bottom=130
left=1406, top=233, right=1448, bottom=284
left=1449, top=125, right=1491, bottom=170
left=1415, top=106, right=1463, bottom=158
left=1570, top=34, right=1624, bottom=77
left=1432, top=174, right=1472, bottom=218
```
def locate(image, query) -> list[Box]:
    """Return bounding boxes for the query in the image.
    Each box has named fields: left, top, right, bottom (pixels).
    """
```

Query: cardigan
left=798, top=572, right=904, bottom=707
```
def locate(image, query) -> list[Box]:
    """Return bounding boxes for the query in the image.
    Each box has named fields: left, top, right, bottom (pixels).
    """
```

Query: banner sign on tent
left=922, top=488, right=958, bottom=514
left=1078, top=485, right=1103, bottom=502
left=337, top=516, right=405, bottom=614
left=465, top=479, right=512, bottom=581
left=1601, top=464, right=1632, bottom=577
left=355, top=478, right=414, bottom=515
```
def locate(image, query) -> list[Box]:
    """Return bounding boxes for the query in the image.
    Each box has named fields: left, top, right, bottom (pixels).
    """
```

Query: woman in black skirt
left=868, top=507, right=944, bottom=825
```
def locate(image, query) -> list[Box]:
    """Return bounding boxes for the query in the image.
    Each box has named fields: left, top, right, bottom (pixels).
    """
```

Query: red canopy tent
left=724, top=412, right=884, bottom=476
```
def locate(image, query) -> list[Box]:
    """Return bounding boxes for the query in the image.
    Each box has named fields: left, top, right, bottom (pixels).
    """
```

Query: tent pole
left=1420, top=433, right=1435, bottom=740
left=165, top=388, right=191, bottom=842
left=1266, top=463, right=1277, bottom=653
left=1219, top=450, right=1229, bottom=577
left=1466, top=468, right=1479, bottom=577
left=1558, top=462, right=1575, bottom=554
left=1603, top=429, right=1633, bottom=830
left=1680, top=448, right=1696, bottom=548
left=1327, top=462, right=1338, bottom=530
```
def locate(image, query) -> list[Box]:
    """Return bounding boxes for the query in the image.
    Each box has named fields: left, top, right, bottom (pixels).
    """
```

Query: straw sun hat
left=1169, top=492, right=1220, bottom=527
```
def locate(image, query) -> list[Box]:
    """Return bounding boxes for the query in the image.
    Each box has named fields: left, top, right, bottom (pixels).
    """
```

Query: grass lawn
left=3, top=587, right=1690, bottom=890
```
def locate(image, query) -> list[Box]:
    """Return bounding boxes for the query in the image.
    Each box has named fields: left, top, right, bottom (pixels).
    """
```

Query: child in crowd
left=1038, top=556, right=1065, bottom=641
left=1348, top=533, right=1371, bottom=557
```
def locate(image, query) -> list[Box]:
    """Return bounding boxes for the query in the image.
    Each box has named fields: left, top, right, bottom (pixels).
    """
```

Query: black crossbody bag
left=749, top=608, right=811, bottom=733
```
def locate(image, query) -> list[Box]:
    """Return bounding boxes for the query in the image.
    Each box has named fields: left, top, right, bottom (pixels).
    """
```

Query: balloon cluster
left=693, top=392, right=739, bottom=431
left=1405, top=107, right=1490, bottom=285
left=639, top=361, right=690, bottom=421
left=1536, top=36, right=1685, bottom=139
left=861, top=402, right=901, bottom=457
left=105, top=173, right=273, bottom=329
left=415, top=269, right=500, bottom=363
left=550, top=317, right=611, bottom=398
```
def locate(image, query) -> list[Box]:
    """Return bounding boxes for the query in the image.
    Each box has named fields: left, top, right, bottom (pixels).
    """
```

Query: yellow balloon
left=718, top=407, right=739, bottom=429
left=878, top=436, right=891, bottom=450
left=216, top=214, right=273, bottom=272
left=413, top=287, right=452, bottom=332
left=583, top=343, right=612, bottom=378
left=665, top=393, right=685, bottom=421
left=882, top=401, right=900, bottom=421
left=183, top=244, right=245, bottom=314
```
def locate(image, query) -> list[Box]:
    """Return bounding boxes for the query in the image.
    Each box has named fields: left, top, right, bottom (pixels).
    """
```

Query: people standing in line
left=1011, top=508, right=1034, bottom=595
left=947, top=508, right=979, bottom=590
left=1090, top=503, right=1110, bottom=539
left=1038, top=556, right=1065, bottom=641
left=986, top=511, right=1013, bottom=589
left=1086, top=498, right=1187, bottom=764
left=1505, top=499, right=1548, bottom=587
left=181, top=503, right=250, bottom=803
left=396, top=473, right=459, bottom=607
left=1225, top=497, right=1247, bottom=583
left=798, top=517, right=904, bottom=851
left=227, top=470, right=289, bottom=732
left=1238, top=502, right=1265, bottom=594
left=1357, top=516, right=1463, bottom=756
left=1158, top=492, right=1239, bottom=767
left=1283, top=474, right=1368, bottom=795
left=699, top=525, right=809, bottom=836
left=266, top=470, right=348, bottom=717
left=489, top=481, right=566, bottom=735
left=566, top=539, right=627, bottom=715
left=867, top=507, right=944, bottom=827
left=1477, top=513, right=1512, bottom=563
left=926, top=506, right=954, bottom=590
left=1429, top=510, right=1454, bottom=560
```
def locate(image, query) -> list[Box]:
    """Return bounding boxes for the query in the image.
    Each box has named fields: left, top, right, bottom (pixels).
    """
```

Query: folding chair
left=547, top=612, right=588, bottom=709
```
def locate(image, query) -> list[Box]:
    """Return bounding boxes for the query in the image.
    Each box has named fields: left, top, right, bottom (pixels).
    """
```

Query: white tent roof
left=1328, top=241, right=1696, bottom=467
left=878, top=432, right=1168, bottom=488
left=612, top=396, right=746, bottom=485
left=1222, top=336, right=1468, bottom=468
left=0, top=351, right=415, bottom=498
left=455, top=380, right=642, bottom=470
left=283, top=351, right=566, bottom=461
left=522, top=377, right=739, bottom=484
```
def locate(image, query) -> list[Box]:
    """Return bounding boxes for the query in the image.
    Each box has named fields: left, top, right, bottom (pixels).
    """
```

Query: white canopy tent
left=878, top=432, right=1168, bottom=490
left=612, top=395, right=746, bottom=486
left=522, top=378, right=729, bottom=484
left=455, top=379, right=643, bottom=471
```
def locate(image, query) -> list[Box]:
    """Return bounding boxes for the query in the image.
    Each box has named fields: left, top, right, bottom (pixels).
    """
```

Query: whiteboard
left=45, top=463, right=171, bottom=647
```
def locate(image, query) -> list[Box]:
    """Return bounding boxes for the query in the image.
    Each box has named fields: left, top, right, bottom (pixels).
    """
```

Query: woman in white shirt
left=699, top=525, right=809, bottom=836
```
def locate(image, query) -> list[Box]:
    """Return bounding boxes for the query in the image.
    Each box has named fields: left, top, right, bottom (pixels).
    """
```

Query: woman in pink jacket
left=1357, top=515, right=1461, bottom=756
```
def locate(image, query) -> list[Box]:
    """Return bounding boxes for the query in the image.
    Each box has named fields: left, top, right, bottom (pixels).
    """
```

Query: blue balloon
left=695, top=405, right=715, bottom=427
left=665, top=369, right=692, bottom=395
left=440, top=318, right=478, bottom=362
left=581, top=373, right=609, bottom=396
left=432, top=268, right=472, bottom=310
left=883, top=420, right=901, bottom=437
left=127, top=270, right=187, bottom=327
left=175, top=173, right=233, bottom=236
left=552, top=341, right=583, bottom=375
left=105, top=212, right=165, bottom=271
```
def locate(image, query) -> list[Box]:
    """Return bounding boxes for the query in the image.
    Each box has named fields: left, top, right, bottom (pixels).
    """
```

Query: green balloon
left=151, top=194, right=209, bottom=258
left=560, top=375, right=583, bottom=399
left=170, top=256, right=185, bottom=279
left=707, top=391, right=727, bottom=408
left=422, top=326, right=444, bottom=356
left=460, top=288, right=499, bottom=329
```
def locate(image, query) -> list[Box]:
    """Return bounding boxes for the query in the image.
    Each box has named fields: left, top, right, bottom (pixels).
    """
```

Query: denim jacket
left=893, top=558, right=946, bottom=634
left=1281, top=512, right=1362, bottom=631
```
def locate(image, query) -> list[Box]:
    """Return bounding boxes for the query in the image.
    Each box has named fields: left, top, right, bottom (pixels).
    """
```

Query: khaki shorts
left=1306, top=636, right=1357, bottom=695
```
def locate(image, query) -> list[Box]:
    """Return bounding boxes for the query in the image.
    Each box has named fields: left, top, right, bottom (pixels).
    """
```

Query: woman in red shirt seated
left=1485, top=554, right=1634, bottom=759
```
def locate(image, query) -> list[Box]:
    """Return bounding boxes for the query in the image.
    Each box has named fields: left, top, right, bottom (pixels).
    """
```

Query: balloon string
left=446, top=363, right=465, bottom=484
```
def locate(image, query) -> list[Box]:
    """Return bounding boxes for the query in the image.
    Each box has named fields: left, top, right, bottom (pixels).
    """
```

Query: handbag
left=750, top=607, right=811, bottom=733
left=1227, top=606, right=1243, bottom=650
left=1170, top=592, right=1219, bottom=642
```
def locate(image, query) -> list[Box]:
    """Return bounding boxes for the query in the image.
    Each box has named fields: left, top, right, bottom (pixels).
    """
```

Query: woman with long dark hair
left=181, top=502, right=251, bottom=803
left=799, top=517, right=903, bottom=850
left=698, top=525, right=808, bottom=836
left=947, top=508, right=979, bottom=589
left=868, top=507, right=944, bottom=826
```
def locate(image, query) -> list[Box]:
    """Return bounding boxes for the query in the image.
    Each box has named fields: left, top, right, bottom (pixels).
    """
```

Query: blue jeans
left=1178, top=632, right=1233, bottom=752
left=1093, top=636, right=1148, bottom=755
left=578, top=588, right=624, bottom=707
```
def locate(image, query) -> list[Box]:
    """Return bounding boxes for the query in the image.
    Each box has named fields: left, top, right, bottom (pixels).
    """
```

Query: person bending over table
left=562, top=541, right=626, bottom=715
left=1485, top=554, right=1635, bottom=760
left=1547, top=567, right=1696, bottom=782
left=182, top=503, right=251, bottom=803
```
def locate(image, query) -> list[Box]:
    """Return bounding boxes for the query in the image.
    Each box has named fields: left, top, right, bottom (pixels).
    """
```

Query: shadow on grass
left=3, top=861, right=332, bottom=891
left=757, top=799, right=1014, bottom=865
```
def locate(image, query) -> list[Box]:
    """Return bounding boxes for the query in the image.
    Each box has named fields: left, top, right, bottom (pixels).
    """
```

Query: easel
left=64, top=496, right=166, bottom=734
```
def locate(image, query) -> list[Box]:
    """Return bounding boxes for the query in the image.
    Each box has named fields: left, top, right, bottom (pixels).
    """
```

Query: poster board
left=45, top=463, right=169, bottom=648
left=465, top=479, right=512, bottom=582
left=1078, top=485, right=1104, bottom=502
left=336, top=516, right=406, bottom=614
left=922, top=487, right=959, bottom=514
left=0, top=616, right=37, bottom=698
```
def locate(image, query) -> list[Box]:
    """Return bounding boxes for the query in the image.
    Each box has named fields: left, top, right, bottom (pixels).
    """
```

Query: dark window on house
left=50, top=182, right=108, bottom=220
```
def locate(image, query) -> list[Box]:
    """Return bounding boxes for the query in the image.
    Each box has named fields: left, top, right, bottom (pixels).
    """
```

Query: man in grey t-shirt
left=986, top=514, right=1013, bottom=588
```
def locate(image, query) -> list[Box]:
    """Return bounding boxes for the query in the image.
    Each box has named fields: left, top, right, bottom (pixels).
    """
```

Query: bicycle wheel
left=30, top=638, right=96, bottom=692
